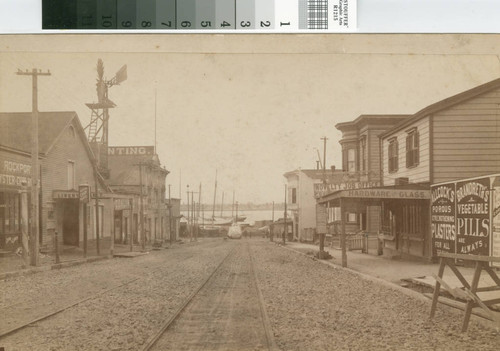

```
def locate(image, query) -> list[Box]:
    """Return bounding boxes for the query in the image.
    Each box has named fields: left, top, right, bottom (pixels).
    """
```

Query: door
left=62, top=200, right=79, bottom=246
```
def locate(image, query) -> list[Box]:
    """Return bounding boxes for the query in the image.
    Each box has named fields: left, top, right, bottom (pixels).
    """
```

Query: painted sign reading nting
left=108, top=146, right=154, bottom=156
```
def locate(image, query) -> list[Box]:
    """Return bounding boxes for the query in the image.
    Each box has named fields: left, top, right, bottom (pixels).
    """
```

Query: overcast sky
left=1, top=34, right=500, bottom=204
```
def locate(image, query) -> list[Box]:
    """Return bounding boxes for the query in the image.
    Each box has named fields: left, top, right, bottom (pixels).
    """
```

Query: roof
left=284, top=168, right=345, bottom=180
left=381, top=77, right=500, bottom=138
left=335, top=114, right=410, bottom=131
left=108, top=153, right=168, bottom=185
left=0, top=111, right=78, bottom=155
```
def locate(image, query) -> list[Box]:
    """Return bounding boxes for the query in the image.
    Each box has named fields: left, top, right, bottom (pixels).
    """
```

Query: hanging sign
left=79, top=184, right=90, bottom=203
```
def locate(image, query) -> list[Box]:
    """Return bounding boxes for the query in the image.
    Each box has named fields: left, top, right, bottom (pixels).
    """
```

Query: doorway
left=62, top=199, right=79, bottom=246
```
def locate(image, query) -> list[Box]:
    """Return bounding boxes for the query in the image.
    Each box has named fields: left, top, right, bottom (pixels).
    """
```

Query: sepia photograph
left=1, top=33, right=500, bottom=350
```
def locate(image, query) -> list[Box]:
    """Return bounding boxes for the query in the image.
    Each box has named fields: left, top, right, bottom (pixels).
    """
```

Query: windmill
left=84, top=59, right=127, bottom=177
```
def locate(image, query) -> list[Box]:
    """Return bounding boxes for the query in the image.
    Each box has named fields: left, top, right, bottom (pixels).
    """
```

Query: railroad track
left=142, top=241, right=278, bottom=351
left=0, top=239, right=228, bottom=339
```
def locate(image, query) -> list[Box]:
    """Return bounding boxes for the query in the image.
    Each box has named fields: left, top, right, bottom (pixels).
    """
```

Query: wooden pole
left=270, top=201, right=274, bottom=242
left=16, top=68, right=51, bottom=266
left=168, top=184, right=173, bottom=245
left=129, top=198, right=133, bottom=251
left=54, top=230, right=60, bottom=264
left=110, top=201, right=115, bottom=256
left=83, top=203, right=88, bottom=257
left=212, top=170, right=217, bottom=220
left=139, top=163, right=145, bottom=251
left=283, top=185, right=287, bottom=245
left=94, top=167, right=100, bottom=255
left=220, top=191, right=224, bottom=217
left=340, top=198, right=347, bottom=267
left=186, top=185, right=190, bottom=239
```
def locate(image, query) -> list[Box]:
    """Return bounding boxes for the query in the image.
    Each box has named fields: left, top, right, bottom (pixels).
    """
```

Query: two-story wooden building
left=107, top=146, right=170, bottom=245
left=318, top=78, right=500, bottom=261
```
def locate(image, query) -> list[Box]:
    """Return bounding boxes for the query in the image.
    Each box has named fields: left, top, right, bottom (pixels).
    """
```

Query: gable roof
left=381, top=77, right=500, bottom=138
left=0, top=111, right=78, bottom=155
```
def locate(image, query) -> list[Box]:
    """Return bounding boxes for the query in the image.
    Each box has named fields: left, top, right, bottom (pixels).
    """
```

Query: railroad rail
left=0, top=240, right=225, bottom=339
left=142, top=242, right=278, bottom=351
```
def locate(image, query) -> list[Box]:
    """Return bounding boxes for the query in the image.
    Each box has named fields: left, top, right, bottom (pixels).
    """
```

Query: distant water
left=181, top=209, right=292, bottom=225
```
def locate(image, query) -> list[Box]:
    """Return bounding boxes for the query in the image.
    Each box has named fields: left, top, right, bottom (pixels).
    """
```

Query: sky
left=1, top=34, right=500, bottom=204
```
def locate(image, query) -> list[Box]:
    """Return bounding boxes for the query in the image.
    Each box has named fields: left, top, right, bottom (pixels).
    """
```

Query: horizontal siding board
left=434, top=149, right=500, bottom=156
left=434, top=125, right=499, bottom=132
left=433, top=143, right=499, bottom=149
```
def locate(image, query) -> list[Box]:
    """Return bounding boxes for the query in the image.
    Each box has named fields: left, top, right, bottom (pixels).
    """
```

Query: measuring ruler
left=42, top=0, right=356, bottom=31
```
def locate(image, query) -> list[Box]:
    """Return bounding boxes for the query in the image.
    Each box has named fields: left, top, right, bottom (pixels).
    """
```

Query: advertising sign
left=316, top=204, right=327, bottom=234
left=108, top=146, right=154, bottom=156
left=492, top=186, right=500, bottom=267
left=455, top=177, right=490, bottom=255
left=431, top=183, right=456, bottom=256
left=0, top=156, right=32, bottom=188
left=79, top=184, right=90, bottom=203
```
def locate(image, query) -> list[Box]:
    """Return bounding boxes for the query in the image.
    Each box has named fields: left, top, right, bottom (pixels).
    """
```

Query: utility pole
left=16, top=68, right=51, bottom=266
left=270, top=201, right=275, bottom=242
left=212, top=170, right=217, bottom=221
left=168, top=184, right=173, bottom=245
left=321, top=136, right=328, bottom=184
left=186, top=185, right=190, bottom=239
left=197, top=183, right=201, bottom=241
left=283, top=185, right=287, bottom=245
left=319, top=137, right=328, bottom=256
left=139, top=162, right=145, bottom=251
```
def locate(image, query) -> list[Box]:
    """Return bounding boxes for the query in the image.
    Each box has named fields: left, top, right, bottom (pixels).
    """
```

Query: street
left=1, top=238, right=499, bottom=350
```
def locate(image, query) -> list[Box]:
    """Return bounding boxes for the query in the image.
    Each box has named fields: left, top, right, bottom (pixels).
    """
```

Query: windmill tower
left=84, top=59, right=127, bottom=177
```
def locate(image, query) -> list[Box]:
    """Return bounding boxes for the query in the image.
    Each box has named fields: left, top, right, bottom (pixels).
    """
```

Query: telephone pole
left=16, top=68, right=51, bottom=266
left=321, top=136, right=328, bottom=184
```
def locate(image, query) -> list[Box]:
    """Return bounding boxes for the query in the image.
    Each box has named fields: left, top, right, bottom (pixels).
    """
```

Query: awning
left=318, top=186, right=430, bottom=204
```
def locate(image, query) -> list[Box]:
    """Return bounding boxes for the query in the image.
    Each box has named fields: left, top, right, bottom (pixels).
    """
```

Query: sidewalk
left=0, top=242, right=153, bottom=279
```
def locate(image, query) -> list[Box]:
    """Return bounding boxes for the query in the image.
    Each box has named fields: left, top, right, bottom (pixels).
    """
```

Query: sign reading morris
left=108, top=146, right=155, bottom=156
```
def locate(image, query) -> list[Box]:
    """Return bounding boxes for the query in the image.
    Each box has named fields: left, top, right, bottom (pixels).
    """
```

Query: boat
left=227, top=223, right=242, bottom=239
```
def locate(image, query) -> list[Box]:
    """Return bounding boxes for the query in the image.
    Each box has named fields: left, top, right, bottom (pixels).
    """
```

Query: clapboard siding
left=432, top=89, right=500, bottom=183
left=382, top=117, right=430, bottom=186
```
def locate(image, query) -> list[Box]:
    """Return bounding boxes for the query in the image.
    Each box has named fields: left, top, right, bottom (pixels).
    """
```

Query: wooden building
left=107, top=146, right=170, bottom=245
left=0, top=111, right=113, bottom=254
left=317, top=78, right=500, bottom=261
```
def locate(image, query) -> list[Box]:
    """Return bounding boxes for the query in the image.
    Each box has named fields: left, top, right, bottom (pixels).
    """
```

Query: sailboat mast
left=212, top=170, right=217, bottom=220
left=232, top=190, right=235, bottom=219
left=220, top=192, right=224, bottom=217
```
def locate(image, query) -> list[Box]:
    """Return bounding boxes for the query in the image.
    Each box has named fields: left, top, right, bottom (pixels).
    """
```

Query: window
left=406, top=129, right=420, bottom=168
left=360, top=136, right=367, bottom=172
left=67, top=161, right=75, bottom=190
left=346, top=212, right=357, bottom=223
left=402, top=204, right=422, bottom=235
left=291, top=188, right=297, bottom=204
left=347, top=149, right=356, bottom=172
left=388, top=138, right=398, bottom=173
left=328, top=207, right=341, bottom=223
left=0, top=192, right=21, bottom=235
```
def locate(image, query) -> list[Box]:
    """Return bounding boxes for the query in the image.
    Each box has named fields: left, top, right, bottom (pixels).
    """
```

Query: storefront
left=318, top=186, right=431, bottom=260
left=113, top=196, right=132, bottom=244
left=0, top=151, right=32, bottom=251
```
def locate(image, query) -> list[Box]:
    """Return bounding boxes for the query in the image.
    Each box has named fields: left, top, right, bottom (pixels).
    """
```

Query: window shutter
left=414, top=131, right=420, bottom=165
left=406, top=135, right=410, bottom=168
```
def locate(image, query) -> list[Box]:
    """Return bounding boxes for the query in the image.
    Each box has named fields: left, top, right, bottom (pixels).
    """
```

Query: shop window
left=406, top=129, right=420, bottom=168
left=328, top=207, right=341, bottom=223
left=0, top=192, right=21, bottom=234
left=388, top=138, right=398, bottom=173
left=402, top=204, right=421, bottom=235
left=346, top=212, right=357, bottom=223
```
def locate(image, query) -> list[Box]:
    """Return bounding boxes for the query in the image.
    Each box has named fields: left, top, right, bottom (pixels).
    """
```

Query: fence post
left=54, top=230, right=60, bottom=264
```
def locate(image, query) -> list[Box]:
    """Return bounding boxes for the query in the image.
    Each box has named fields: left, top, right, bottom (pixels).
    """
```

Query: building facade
left=107, top=146, right=170, bottom=245
left=0, top=111, right=113, bottom=254
left=318, top=78, right=500, bottom=262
